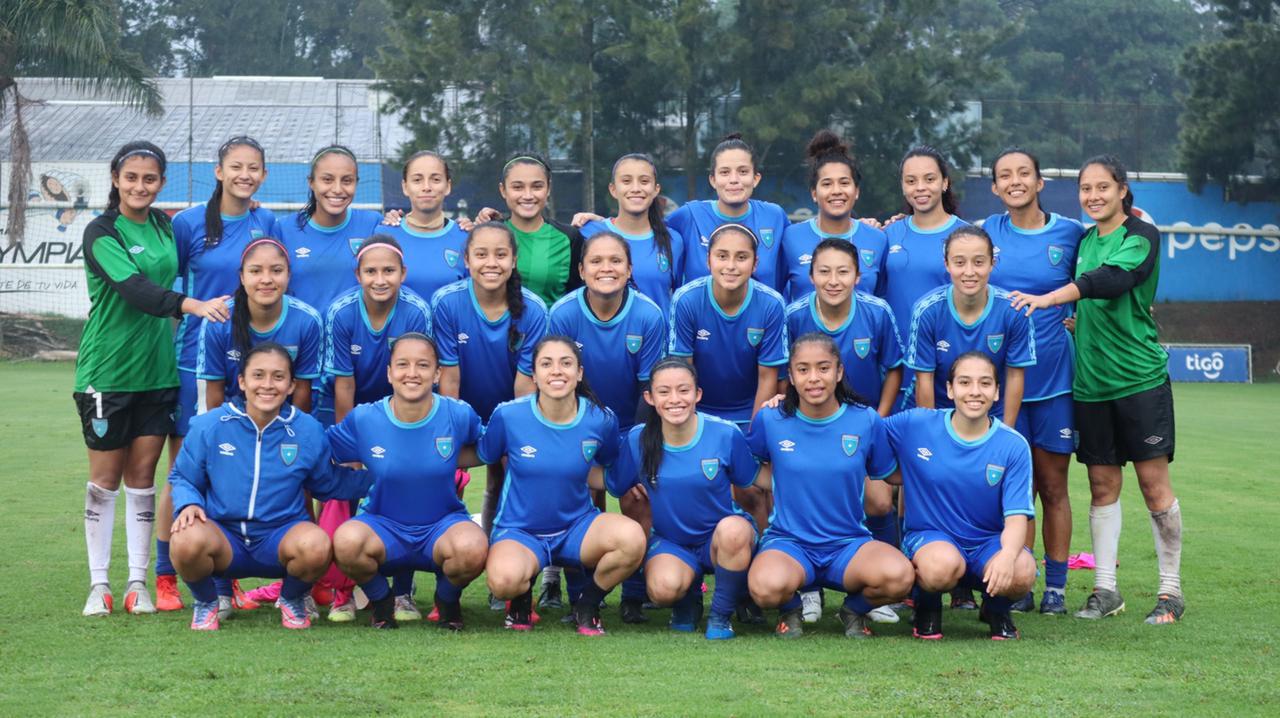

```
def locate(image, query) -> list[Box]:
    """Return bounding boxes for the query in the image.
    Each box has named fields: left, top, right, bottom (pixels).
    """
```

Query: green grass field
left=1, top=361, right=1277, bottom=716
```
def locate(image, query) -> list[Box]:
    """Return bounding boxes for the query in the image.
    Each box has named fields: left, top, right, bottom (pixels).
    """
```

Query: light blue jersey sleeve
left=594, top=408, right=621, bottom=468
left=195, top=317, right=228, bottom=381
left=604, top=429, right=640, bottom=498
left=669, top=287, right=697, bottom=356
left=303, top=423, right=374, bottom=501
left=294, top=304, right=324, bottom=380
left=1000, top=429, right=1035, bottom=518
left=431, top=288, right=461, bottom=366
left=867, top=414, right=898, bottom=480
left=326, top=410, right=361, bottom=464
left=637, top=309, right=667, bottom=380
left=725, top=422, right=761, bottom=488
left=906, top=299, right=939, bottom=372
left=1004, top=299, right=1036, bottom=368
left=745, top=410, right=770, bottom=462
left=326, top=305, right=356, bottom=377
left=758, top=289, right=789, bottom=367
left=476, top=403, right=508, bottom=465
left=875, top=300, right=906, bottom=371
left=515, top=296, right=548, bottom=376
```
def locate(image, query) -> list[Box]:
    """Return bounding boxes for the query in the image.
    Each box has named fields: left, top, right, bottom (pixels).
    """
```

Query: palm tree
left=2, top=0, right=163, bottom=246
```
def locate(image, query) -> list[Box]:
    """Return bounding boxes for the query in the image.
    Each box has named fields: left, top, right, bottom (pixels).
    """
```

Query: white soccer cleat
left=394, top=594, right=423, bottom=622
left=868, top=604, right=900, bottom=624
left=82, top=583, right=113, bottom=617
left=303, top=594, right=320, bottom=621
left=217, top=595, right=234, bottom=622
left=800, top=590, right=822, bottom=623
left=123, top=581, right=156, bottom=615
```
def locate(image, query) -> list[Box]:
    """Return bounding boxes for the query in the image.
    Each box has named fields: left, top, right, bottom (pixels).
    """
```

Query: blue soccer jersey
left=606, top=413, right=759, bottom=546
left=383, top=219, right=469, bottom=304
left=173, top=205, right=279, bottom=371
left=882, top=215, right=968, bottom=341
left=906, top=285, right=1036, bottom=416
left=581, top=219, right=685, bottom=320
left=780, top=219, right=889, bottom=303
left=884, top=408, right=1034, bottom=549
left=274, top=209, right=384, bottom=312
left=477, top=395, right=620, bottom=534
left=669, top=277, right=789, bottom=423
left=986, top=212, right=1083, bottom=401
left=196, top=296, right=324, bottom=399
left=549, top=287, right=667, bottom=429
left=784, top=291, right=904, bottom=403
left=430, top=279, right=548, bottom=420
left=746, top=403, right=897, bottom=546
left=667, top=199, right=789, bottom=291
left=327, top=395, right=482, bottom=526
left=323, top=286, right=432, bottom=405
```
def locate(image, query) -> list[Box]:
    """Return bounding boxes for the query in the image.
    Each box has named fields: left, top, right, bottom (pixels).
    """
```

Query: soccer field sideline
left=1, top=361, right=1278, bottom=716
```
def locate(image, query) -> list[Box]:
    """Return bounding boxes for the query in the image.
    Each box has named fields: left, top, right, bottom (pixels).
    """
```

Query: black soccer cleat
left=913, top=607, right=943, bottom=640
left=988, top=611, right=1020, bottom=640
left=620, top=597, right=649, bottom=624
left=369, top=595, right=399, bottom=630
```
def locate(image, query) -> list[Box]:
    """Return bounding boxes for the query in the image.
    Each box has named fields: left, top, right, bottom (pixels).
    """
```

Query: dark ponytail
left=805, top=129, right=861, bottom=189
left=612, top=153, right=674, bottom=270
left=1079, top=154, right=1135, bottom=217
left=900, top=145, right=958, bottom=215
left=205, top=136, right=265, bottom=248
left=709, top=132, right=757, bottom=173
left=107, top=141, right=167, bottom=213
left=466, top=222, right=527, bottom=352
left=297, top=144, right=358, bottom=229
left=232, top=238, right=290, bottom=356
left=531, top=335, right=606, bottom=410
left=780, top=333, right=869, bottom=417
left=639, top=358, right=698, bottom=487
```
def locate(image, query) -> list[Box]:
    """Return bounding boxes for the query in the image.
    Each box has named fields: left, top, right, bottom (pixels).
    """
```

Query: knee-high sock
left=281, top=574, right=312, bottom=601
left=710, top=565, right=747, bottom=617
left=620, top=566, right=646, bottom=602
left=1044, top=557, right=1068, bottom=592
left=392, top=570, right=415, bottom=597
left=155, top=539, right=174, bottom=577
left=123, top=486, right=156, bottom=584
left=85, top=483, right=118, bottom=586
left=361, top=574, right=391, bottom=603
left=1090, top=500, right=1122, bottom=592
left=435, top=572, right=463, bottom=604
left=1149, top=498, right=1182, bottom=597
left=866, top=508, right=899, bottom=548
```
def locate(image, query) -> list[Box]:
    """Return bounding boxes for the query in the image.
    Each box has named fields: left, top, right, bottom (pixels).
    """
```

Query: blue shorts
left=647, top=516, right=759, bottom=574
left=216, top=519, right=311, bottom=580
left=355, top=511, right=473, bottom=575
left=903, top=530, right=1020, bottom=590
left=491, top=510, right=599, bottom=572
left=173, top=369, right=198, bottom=437
left=1016, top=393, right=1076, bottom=454
left=759, top=534, right=872, bottom=591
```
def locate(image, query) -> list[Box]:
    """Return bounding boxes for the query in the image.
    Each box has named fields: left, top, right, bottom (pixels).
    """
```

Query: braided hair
left=466, top=221, right=528, bottom=352
left=204, top=135, right=265, bottom=247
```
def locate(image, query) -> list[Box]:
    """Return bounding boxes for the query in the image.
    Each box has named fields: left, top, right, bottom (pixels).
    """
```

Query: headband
left=503, top=155, right=547, bottom=172
left=356, top=241, right=404, bottom=262
left=219, top=135, right=264, bottom=157
left=241, top=238, right=289, bottom=264
left=312, top=145, right=357, bottom=164
left=115, top=148, right=163, bottom=169
left=710, top=223, right=758, bottom=245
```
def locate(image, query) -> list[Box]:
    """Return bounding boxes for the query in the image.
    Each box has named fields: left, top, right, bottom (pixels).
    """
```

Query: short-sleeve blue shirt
left=780, top=219, right=889, bottom=303
left=667, top=199, right=789, bottom=291
left=323, top=286, right=432, bottom=405
left=196, top=296, right=324, bottom=398
left=382, top=219, right=469, bottom=304
left=274, top=209, right=384, bottom=312
left=882, top=215, right=968, bottom=340
left=580, top=219, right=685, bottom=321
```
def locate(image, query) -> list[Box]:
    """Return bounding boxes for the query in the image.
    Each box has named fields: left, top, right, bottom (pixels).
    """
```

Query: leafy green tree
left=1, top=0, right=162, bottom=245
left=1179, top=1, right=1280, bottom=194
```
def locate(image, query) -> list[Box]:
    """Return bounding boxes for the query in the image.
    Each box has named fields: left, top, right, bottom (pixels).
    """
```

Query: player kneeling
left=168, top=343, right=373, bottom=631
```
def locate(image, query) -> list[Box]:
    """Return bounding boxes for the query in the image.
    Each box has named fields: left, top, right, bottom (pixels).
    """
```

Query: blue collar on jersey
left=706, top=276, right=753, bottom=320
left=248, top=296, right=290, bottom=339
left=906, top=214, right=959, bottom=235
left=578, top=287, right=633, bottom=328
left=943, top=408, right=999, bottom=446
left=793, top=402, right=848, bottom=426
left=807, top=217, right=857, bottom=241
left=531, top=395, right=587, bottom=430
left=710, top=200, right=753, bottom=223
left=400, top=217, right=455, bottom=239
left=380, top=394, right=441, bottom=429
left=662, top=412, right=705, bottom=452
left=604, top=218, right=655, bottom=242
left=945, top=285, right=995, bottom=329
left=807, top=291, right=856, bottom=335
left=466, top=279, right=512, bottom=327
left=307, top=209, right=352, bottom=234
left=1003, top=211, right=1060, bottom=236
left=358, top=289, right=400, bottom=336
left=224, top=398, right=297, bottom=430
left=219, top=210, right=250, bottom=223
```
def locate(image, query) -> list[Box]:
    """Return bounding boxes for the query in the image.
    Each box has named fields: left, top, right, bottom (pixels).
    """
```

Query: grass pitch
left=1, top=361, right=1277, bottom=716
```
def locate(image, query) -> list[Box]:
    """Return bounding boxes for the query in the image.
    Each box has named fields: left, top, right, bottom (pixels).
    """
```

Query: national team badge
left=986, top=463, right=1005, bottom=486
left=280, top=443, right=298, bottom=466
left=582, top=439, right=599, bottom=462
left=1048, top=245, right=1064, bottom=266
left=250, top=229, right=265, bottom=239
left=444, top=249, right=460, bottom=268
left=436, top=437, right=454, bottom=459
left=701, top=458, right=720, bottom=480
left=841, top=434, right=859, bottom=457
left=861, top=249, right=876, bottom=268
left=348, top=236, right=365, bottom=255
left=759, top=228, right=775, bottom=249
left=747, top=328, right=764, bottom=346
left=657, top=253, right=670, bottom=273
left=625, top=334, right=643, bottom=354
left=987, top=333, right=1005, bottom=353
left=91, top=418, right=108, bottom=438
left=853, top=338, right=871, bottom=359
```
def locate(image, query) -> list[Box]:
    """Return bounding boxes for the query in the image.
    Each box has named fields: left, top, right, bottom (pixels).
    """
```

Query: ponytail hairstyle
left=107, top=141, right=167, bottom=213
left=389, top=331, right=439, bottom=366
left=531, top=335, right=605, bottom=410
left=899, top=145, right=958, bottom=215
left=947, top=350, right=999, bottom=387
left=990, top=146, right=1044, bottom=212
left=232, top=238, right=290, bottom=356
left=709, top=132, right=758, bottom=174
left=639, top=358, right=698, bottom=487
left=808, top=237, right=859, bottom=278
left=204, top=135, right=265, bottom=248
left=780, top=332, right=869, bottom=417
left=805, top=129, right=862, bottom=190
left=1079, top=154, right=1135, bottom=217
left=611, top=152, right=674, bottom=270
left=239, top=341, right=295, bottom=380
left=402, top=150, right=453, bottom=182
left=465, top=221, right=527, bottom=352
left=297, top=144, right=358, bottom=229
left=501, top=151, right=551, bottom=185
left=943, top=225, right=994, bottom=262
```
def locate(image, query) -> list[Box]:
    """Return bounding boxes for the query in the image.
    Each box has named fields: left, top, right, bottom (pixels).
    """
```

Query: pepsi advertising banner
left=1164, top=344, right=1252, bottom=383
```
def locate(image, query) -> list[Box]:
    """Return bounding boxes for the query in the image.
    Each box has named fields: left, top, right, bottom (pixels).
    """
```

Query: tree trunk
left=5, top=88, right=32, bottom=247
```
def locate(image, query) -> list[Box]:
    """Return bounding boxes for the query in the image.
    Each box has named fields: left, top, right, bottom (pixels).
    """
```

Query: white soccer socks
left=1089, top=500, right=1122, bottom=592
left=124, top=485, right=157, bottom=585
left=1148, top=498, right=1183, bottom=598
left=85, top=482, right=119, bottom=586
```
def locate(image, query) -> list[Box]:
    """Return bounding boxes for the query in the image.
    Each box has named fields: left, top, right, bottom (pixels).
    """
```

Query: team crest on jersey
left=625, top=334, right=643, bottom=354
left=747, top=328, right=764, bottom=346
left=985, top=463, right=1005, bottom=486
left=280, top=443, right=298, bottom=466
left=861, top=249, right=876, bottom=267
left=1048, top=245, right=1064, bottom=266
left=348, top=237, right=364, bottom=255
left=759, top=228, right=775, bottom=249
left=853, top=338, right=871, bottom=359
left=436, top=437, right=454, bottom=459
left=986, top=334, right=1004, bottom=353
left=91, top=418, right=108, bottom=438
left=701, top=458, right=720, bottom=480
left=841, top=434, right=860, bottom=457
left=657, top=253, right=670, bottom=273
left=444, top=249, right=460, bottom=268
left=251, top=229, right=265, bottom=240
left=284, top=345, right=298, bottom=358
left=581, top=439, right=599, bottom=462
